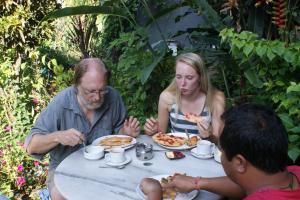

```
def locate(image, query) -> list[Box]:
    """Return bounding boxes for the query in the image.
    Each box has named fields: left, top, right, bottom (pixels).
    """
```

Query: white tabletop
left=54, top=135, right=225, bottom=200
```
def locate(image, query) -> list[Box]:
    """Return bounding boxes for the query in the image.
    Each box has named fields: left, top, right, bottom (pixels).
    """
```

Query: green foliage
left=220, top=28, right=300, bottom=162
left=106, top=27, right=173, bottom=121
left=0, top=0, right=76, bottom=198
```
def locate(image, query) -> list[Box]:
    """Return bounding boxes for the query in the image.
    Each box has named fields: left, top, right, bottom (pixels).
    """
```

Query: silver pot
left=136, top=142, right=153, bottom=161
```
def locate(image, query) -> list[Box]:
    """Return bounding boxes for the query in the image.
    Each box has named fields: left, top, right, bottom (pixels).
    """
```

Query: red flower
left=1, top=160, right=7, bottom=165
left=16, top=176, right=26, bottom=187
left=17, top=164, right=24, bottom=172
left=33, top=98, right=39, bottom=105
left=34, top=161, right=40, bottom=167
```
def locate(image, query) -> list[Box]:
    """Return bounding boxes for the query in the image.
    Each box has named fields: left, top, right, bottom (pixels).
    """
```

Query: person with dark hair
left=25, top=58, right=140, bottom=200
left=141, top=104, right=300, bottom=200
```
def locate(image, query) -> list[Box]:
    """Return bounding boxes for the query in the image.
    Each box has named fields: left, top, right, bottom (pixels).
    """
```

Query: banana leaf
left=42, top=5, right=131, bottom=23
left=192, top=0, right=225, bottom=32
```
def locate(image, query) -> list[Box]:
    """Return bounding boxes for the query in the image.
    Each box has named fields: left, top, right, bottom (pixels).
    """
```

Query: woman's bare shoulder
left=159, top=91, right=175, bottom=105
left=213, top=90, right=225, bottom=100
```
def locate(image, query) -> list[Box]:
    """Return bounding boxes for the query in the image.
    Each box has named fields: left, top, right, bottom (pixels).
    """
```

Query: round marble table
left=54, top=135, right=225, bottom=200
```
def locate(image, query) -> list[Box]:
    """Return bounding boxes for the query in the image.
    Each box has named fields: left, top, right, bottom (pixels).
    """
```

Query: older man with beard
left=25, top=58, right=140, bottom=200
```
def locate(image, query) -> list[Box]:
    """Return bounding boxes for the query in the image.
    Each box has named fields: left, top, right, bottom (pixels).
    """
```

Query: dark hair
left=73, top=58, right=107, bottom=86
left=220, top=103, right=288, bottom=174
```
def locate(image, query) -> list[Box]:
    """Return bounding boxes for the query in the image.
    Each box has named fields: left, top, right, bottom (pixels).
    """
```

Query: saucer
left=191, top=148, right=213, bottom=159
left=104, top=154, right=131, bottom=166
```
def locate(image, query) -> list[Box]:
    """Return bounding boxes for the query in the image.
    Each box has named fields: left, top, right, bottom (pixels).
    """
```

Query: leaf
left=288, top=147, right=300, bottom=163
left=140, top=45, right=167, bottom=84
left=42, top=6, right=130, bottom=23
left=244, top=68, right=263, bottom=88
left=256, top=45, right=267, bottom=58
left=287, top=83, right=300, bottom=93
left=278, top=113, right=294, bottom=129
left=144, top=3, right=182, bottom=26
left=232, top=38, right=244, bottom=50
left=243, top=43, right=254, bottom=57
left=193, top=0, right=225, bottom=32
left=283, top=51, right=296, bottom=64
left=290, top=126, right=300, bottom=134
left=272, top=42, right=285, bottom=56
left=41, top=55, right=47, bottom=65
left=289, top=134, right=300, bottom=142
left=266, top=48, right=276, bottom=61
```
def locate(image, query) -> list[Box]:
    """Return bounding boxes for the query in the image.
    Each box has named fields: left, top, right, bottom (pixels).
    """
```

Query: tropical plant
left=220, top=28, right=300, bottom=162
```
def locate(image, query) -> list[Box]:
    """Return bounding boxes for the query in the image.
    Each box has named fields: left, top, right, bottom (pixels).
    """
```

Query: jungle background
left=0, top=0, right=299, bottom=199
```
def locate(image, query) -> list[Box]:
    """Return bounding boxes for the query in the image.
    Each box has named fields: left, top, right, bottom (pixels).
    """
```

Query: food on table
left=160, top=173, right=186, bottom=200
left=152, top=132, right=186, bottom=147
left=185, top=112, right=209, bottom=130
left=153, top=132, right=199, bottom=147
left=161, top=175, right=177, bottom=200
left=186, top=135, right=200, bottom=146
left=165, top=151, right=185, bottom=160
left=99, top=136, right=133, bottom=146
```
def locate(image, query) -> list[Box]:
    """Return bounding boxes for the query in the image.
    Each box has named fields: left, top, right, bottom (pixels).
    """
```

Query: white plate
left=92, top=135, right=137, bottom=150
left=154, top=133, right=200, bottom=150
left=191, top=148, right=213, bottom=159
left=104, top=154, right=131, bottom=167
left=136, top=174, right=198, bottom=200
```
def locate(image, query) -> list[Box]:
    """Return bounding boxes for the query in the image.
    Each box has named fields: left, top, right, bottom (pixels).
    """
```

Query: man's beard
left=78, top=95, right=104, bottom=110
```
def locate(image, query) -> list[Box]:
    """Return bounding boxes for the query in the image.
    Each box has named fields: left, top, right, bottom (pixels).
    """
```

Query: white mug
left=109, top=147, right=126, bottom=163
left=196, top=140, right=215, bottom=155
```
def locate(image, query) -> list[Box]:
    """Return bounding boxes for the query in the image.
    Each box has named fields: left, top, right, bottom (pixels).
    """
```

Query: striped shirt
left=169, top=103, right=211, bottom=134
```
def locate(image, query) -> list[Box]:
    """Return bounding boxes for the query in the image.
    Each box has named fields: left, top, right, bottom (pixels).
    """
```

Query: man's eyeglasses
left=80, top=86, right=108, bottom=96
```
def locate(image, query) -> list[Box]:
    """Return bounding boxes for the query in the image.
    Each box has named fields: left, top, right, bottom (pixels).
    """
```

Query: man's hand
left=122, top=116, right=140, bottom=137
left=162, top=174, right=198, bottom=193
left=56, top=128, right=85, bottom=146
left=144, top=117, right=159, bottom=136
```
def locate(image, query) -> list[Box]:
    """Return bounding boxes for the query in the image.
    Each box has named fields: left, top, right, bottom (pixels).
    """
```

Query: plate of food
left=136, top=174, right=198, bottom=200
left=92, top=135, right=136, bottom=150
left=152, top=132, right=200, bottom=150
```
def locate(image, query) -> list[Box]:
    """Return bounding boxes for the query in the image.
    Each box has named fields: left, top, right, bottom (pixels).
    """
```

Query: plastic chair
left=38, top=188, right=51, bottom=200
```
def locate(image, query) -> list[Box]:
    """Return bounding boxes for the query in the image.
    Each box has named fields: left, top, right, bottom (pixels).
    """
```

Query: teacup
left=108, top=147, right=126, bottom=163
left=196, top=140, right=215, bottom=155
left=83, top=145, right=104, bottom=160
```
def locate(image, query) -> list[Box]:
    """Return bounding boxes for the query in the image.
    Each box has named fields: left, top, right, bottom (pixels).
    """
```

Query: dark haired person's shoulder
left=287, top=165, right=300, bottom=173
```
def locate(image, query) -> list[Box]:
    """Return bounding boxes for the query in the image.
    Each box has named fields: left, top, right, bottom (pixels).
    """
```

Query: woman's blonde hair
left=165, top=52, right=215, bottom=111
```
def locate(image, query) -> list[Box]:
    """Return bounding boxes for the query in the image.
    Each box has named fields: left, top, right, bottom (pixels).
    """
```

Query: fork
left=185, top=129, right=191, bottom=146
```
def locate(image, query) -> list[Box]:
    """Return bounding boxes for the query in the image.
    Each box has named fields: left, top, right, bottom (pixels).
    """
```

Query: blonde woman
left=144, top=53, right=225, bottom=140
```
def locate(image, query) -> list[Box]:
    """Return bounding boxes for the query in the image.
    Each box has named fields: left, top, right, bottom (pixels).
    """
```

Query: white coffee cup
left=108, top=147, right=126, bottom=163
left=196, top=140, right=215, bottom=155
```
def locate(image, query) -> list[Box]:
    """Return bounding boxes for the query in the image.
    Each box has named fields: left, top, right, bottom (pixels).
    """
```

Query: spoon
left=98, top=165, right=125, bottom=169
left=82, top=138, right=87, bottom=153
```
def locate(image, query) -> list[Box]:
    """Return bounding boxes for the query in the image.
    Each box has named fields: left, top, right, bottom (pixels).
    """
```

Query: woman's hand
left=144, top=117, right=159, bottom=136
left=197, top=120, right=210, bottom=139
